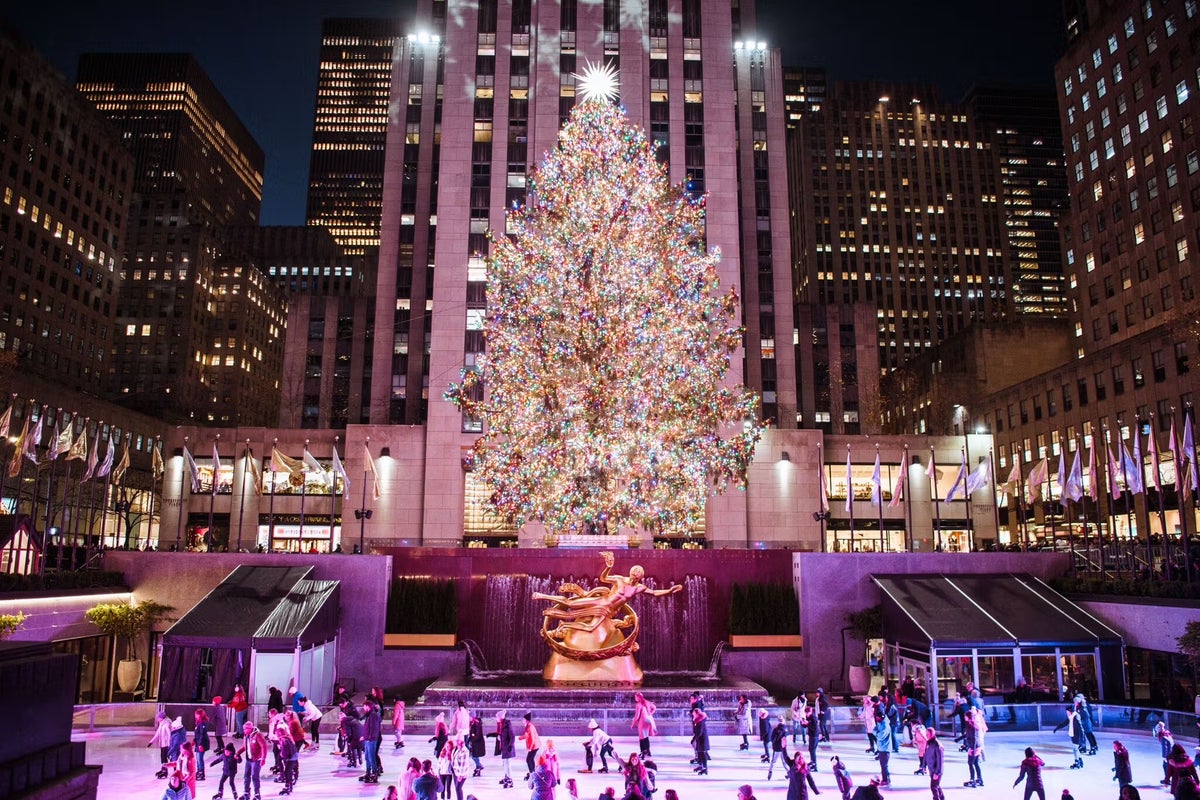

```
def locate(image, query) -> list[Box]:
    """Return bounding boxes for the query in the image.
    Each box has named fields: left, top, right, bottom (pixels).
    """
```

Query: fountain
left=411, top=568, right=773, bottom=735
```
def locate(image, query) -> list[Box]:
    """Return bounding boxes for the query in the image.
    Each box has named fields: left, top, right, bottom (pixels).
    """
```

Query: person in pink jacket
left=631, top=693, right=657, bottom=758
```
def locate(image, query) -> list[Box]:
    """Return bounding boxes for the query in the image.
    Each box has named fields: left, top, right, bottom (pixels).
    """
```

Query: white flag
left=332, top=447, right=350, bottom=499
left=870, top=453, right=882, bottom=506
left=944, top=451, right=969, bottom=502
left=183, top=446, right=201, bottom=493
left=212, top=443, right=222, bottom=495
left=844, top=450, right=853, bottom=512
left=965, top=457, right=992, bottom=496
left=1064, top=447, right=1084, bottom=503
left=1026, top=458, right=1049, bottom=505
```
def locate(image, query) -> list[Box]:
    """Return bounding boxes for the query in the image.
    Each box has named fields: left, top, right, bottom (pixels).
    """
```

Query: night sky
left=7, top=0, right=1065, bottom=226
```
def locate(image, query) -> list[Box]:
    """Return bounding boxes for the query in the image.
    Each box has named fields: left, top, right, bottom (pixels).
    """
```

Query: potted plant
left=85, top=599, right=173, bottom=693
left=846, top=605, right=882, bottom=694
left=0, top=611, right=26, bottom=639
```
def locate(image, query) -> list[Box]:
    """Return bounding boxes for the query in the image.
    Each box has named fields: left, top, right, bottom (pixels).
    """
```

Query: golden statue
left=533, top=550, right=682, bottom=684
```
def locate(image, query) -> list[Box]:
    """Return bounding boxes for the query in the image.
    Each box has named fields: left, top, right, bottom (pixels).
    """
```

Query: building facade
left=76, top=54, right=285, bottom=426
left=965, top=85, right=1071, bottom=318
left=0, top=24, right=133, bottom=394
left=228, top=225, right=375, bottom=429
left=790, top=81, right=1015, bottom=374
left=306, top=18, right=404, bottom=255
left=355, top=0, right=800, bottom=544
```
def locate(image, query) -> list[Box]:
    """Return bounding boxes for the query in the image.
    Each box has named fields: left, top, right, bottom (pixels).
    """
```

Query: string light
left=447, top=97, right=765, bottom=536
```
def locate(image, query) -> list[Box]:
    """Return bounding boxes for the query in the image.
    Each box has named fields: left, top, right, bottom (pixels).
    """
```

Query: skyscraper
left=0, top=24, right=133, bottom=393
left=363, top=0, right=794, bottom=544
left=306, top=18, right=404, bottom=255
left=77, top=54, right=285, bottom=425
left=790, top=82, right=1014, bottom=374
left=966, top=85, right=1070, bottom=318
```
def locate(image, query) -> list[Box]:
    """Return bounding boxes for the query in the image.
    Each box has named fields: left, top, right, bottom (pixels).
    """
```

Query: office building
left=77, top=54, right=285, bottom=426
left=790, top=81, right=1014, bottom=374
left=306, top=18, right=404, bottom=255
left=965, top=85, right=1071, bottom=318
left=228, top=225, right=374, bottom=429
left=0, top=23, right=133, bottom=393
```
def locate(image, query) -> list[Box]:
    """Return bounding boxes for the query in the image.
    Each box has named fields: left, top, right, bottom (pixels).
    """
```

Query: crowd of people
left=148, top=681, right=1200, bottom=800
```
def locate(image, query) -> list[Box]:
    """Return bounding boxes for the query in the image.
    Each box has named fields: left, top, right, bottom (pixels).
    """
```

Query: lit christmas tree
left=448, top=70, right=764, bottom=537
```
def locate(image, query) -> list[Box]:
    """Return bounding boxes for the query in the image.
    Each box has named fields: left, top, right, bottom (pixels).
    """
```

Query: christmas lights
left=448, top=97, right=764, bottom=536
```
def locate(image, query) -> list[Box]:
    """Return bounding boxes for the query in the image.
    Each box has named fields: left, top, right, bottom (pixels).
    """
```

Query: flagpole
left=930, top=447, right=942, bottom=551
left=1117, top=421, right=1137, bottom=577
left=147, top=436, right=160, bottom=550
left=237, top=439, right=249, bottom=552
left=962, top=447, right=974, bottom=552
left=69, top=451, right=85, bottom=559
left=300, top=439, right=309, bottom=552
left=817, top=442, right=826, bottom=552
left=0, top=392, right=15, bottom=520
left=1064, top=440, right=1076, bottom=575
left=989, top=447, right=1000, bottom=548
left=100, top=436, right=116, bottom=551
left=208, top=434, right=219, bottom=549
left=45, top=409, right=66, bottom=573
left=1150, top=413, right=1171, bottom=581
left=1014, top=454, right=1028, bottom=551
left=1174, top=407, right=1193, bottom=583
left=847, top=444, right=854, bottom=553
left=1102, top=424, right=1118, bottom=575
left=359, top=436, right=370, bottom=554
left=58, top=419, right=76, bottom=562
left=876, top=444, right=884, bottom=553
left=1080, top=438, right=1091, bottom=576
left=903, top=444, right=913, bottom=552
left=330, top=436, right=338, bottom=552
left=178, top=435, right=188, bottom=550
left=269, top=437, right=278, bottom=549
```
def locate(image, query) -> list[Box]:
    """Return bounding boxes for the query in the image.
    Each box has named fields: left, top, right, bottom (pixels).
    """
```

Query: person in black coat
left=925, top=729, right=945, bottom=800
left=781, top=749, right=820, bottom=800
left=768, top=718, right=789, bottom=780
left=1112, top=740, right=1133, bottom=792
left=467, top=716, right=487, bottom=777
left=485, top=710, right=516, bottom=788
left=804, top=707, right=820, bottom=771
left=268, top=686, right=284, bottom=715
left=758, top=709, right=771, bottom=762
left=690, top=708, right=710, bottom=775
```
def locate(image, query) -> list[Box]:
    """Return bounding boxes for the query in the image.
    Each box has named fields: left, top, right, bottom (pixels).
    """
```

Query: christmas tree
left=448, top=78, right=764, bottom=538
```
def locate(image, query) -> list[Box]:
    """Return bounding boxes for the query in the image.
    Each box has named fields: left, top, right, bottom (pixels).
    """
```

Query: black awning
left=873, top=573, right=1123, bottom=650
left=252, top=579, right=340, bottom=651
left=162, top=565, right=314, bottom=648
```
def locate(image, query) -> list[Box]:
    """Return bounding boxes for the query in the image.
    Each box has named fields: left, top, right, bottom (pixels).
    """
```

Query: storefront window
left=1022, top=654, right=1060, bottom=699
left=1061, top=653, right=1097, bottom=699
left=976, top=654, right=1016, bottom=695
left=53, top=635, right=113, bottom=703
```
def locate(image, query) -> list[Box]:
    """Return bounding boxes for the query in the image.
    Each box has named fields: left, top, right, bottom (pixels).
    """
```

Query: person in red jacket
left=238, top=721, right=269, bottom=800
left=228, top=685, right=250, bottom=737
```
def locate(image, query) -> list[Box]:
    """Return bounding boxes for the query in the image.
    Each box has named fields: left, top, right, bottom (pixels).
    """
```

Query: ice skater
left=736, top=695, right=753, bottom=751
left=691, top=706, right=710, bottom=776
left=210, top=741, right=240, bottom=800
left=393, top=699, right=407, bottom=750
left=487, top=710, right=515, bottom=788
left=631, top=693, right=657, bottom=758
left=1013, top=747, right=1046, bottom=800
left=582, top=719, right=615, bottom=774
left=780, top=748, right=819, bottom=799
left=831, top=754, right=853, bottom=799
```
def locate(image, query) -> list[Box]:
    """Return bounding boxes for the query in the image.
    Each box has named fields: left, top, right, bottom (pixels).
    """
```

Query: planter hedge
left=0, top=570, right=126, bottom=594
left=385, top=577, right=458, bottom=634
left=729, top=581, right=799, bottom=635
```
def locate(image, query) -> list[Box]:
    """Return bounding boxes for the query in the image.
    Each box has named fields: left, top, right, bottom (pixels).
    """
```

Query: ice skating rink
left=82, top=726, right=1183, bottom=800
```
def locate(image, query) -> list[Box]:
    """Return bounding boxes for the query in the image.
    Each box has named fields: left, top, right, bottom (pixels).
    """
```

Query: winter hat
left=170, top=716, right=184, bottom=730
left=588, top=719, right=599, bottom=729
left=435, top=712, right=445, bottom=722
left=524, top=712, right=532, bottom=721
left=737, top=785, right=754, bottom=798
left=495, top=710, right=506, bottom=720
left=758, top=708, right=768, bottom=717
left=212, top=696, right=223, bottom=704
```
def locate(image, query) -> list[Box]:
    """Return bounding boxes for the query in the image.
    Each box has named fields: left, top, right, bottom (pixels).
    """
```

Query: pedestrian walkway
left=81, top=726, right=1183, bottom=799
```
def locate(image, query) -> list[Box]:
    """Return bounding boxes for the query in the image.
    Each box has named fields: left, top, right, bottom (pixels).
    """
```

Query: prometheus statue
left=533, top=550, right=682, bottom=684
